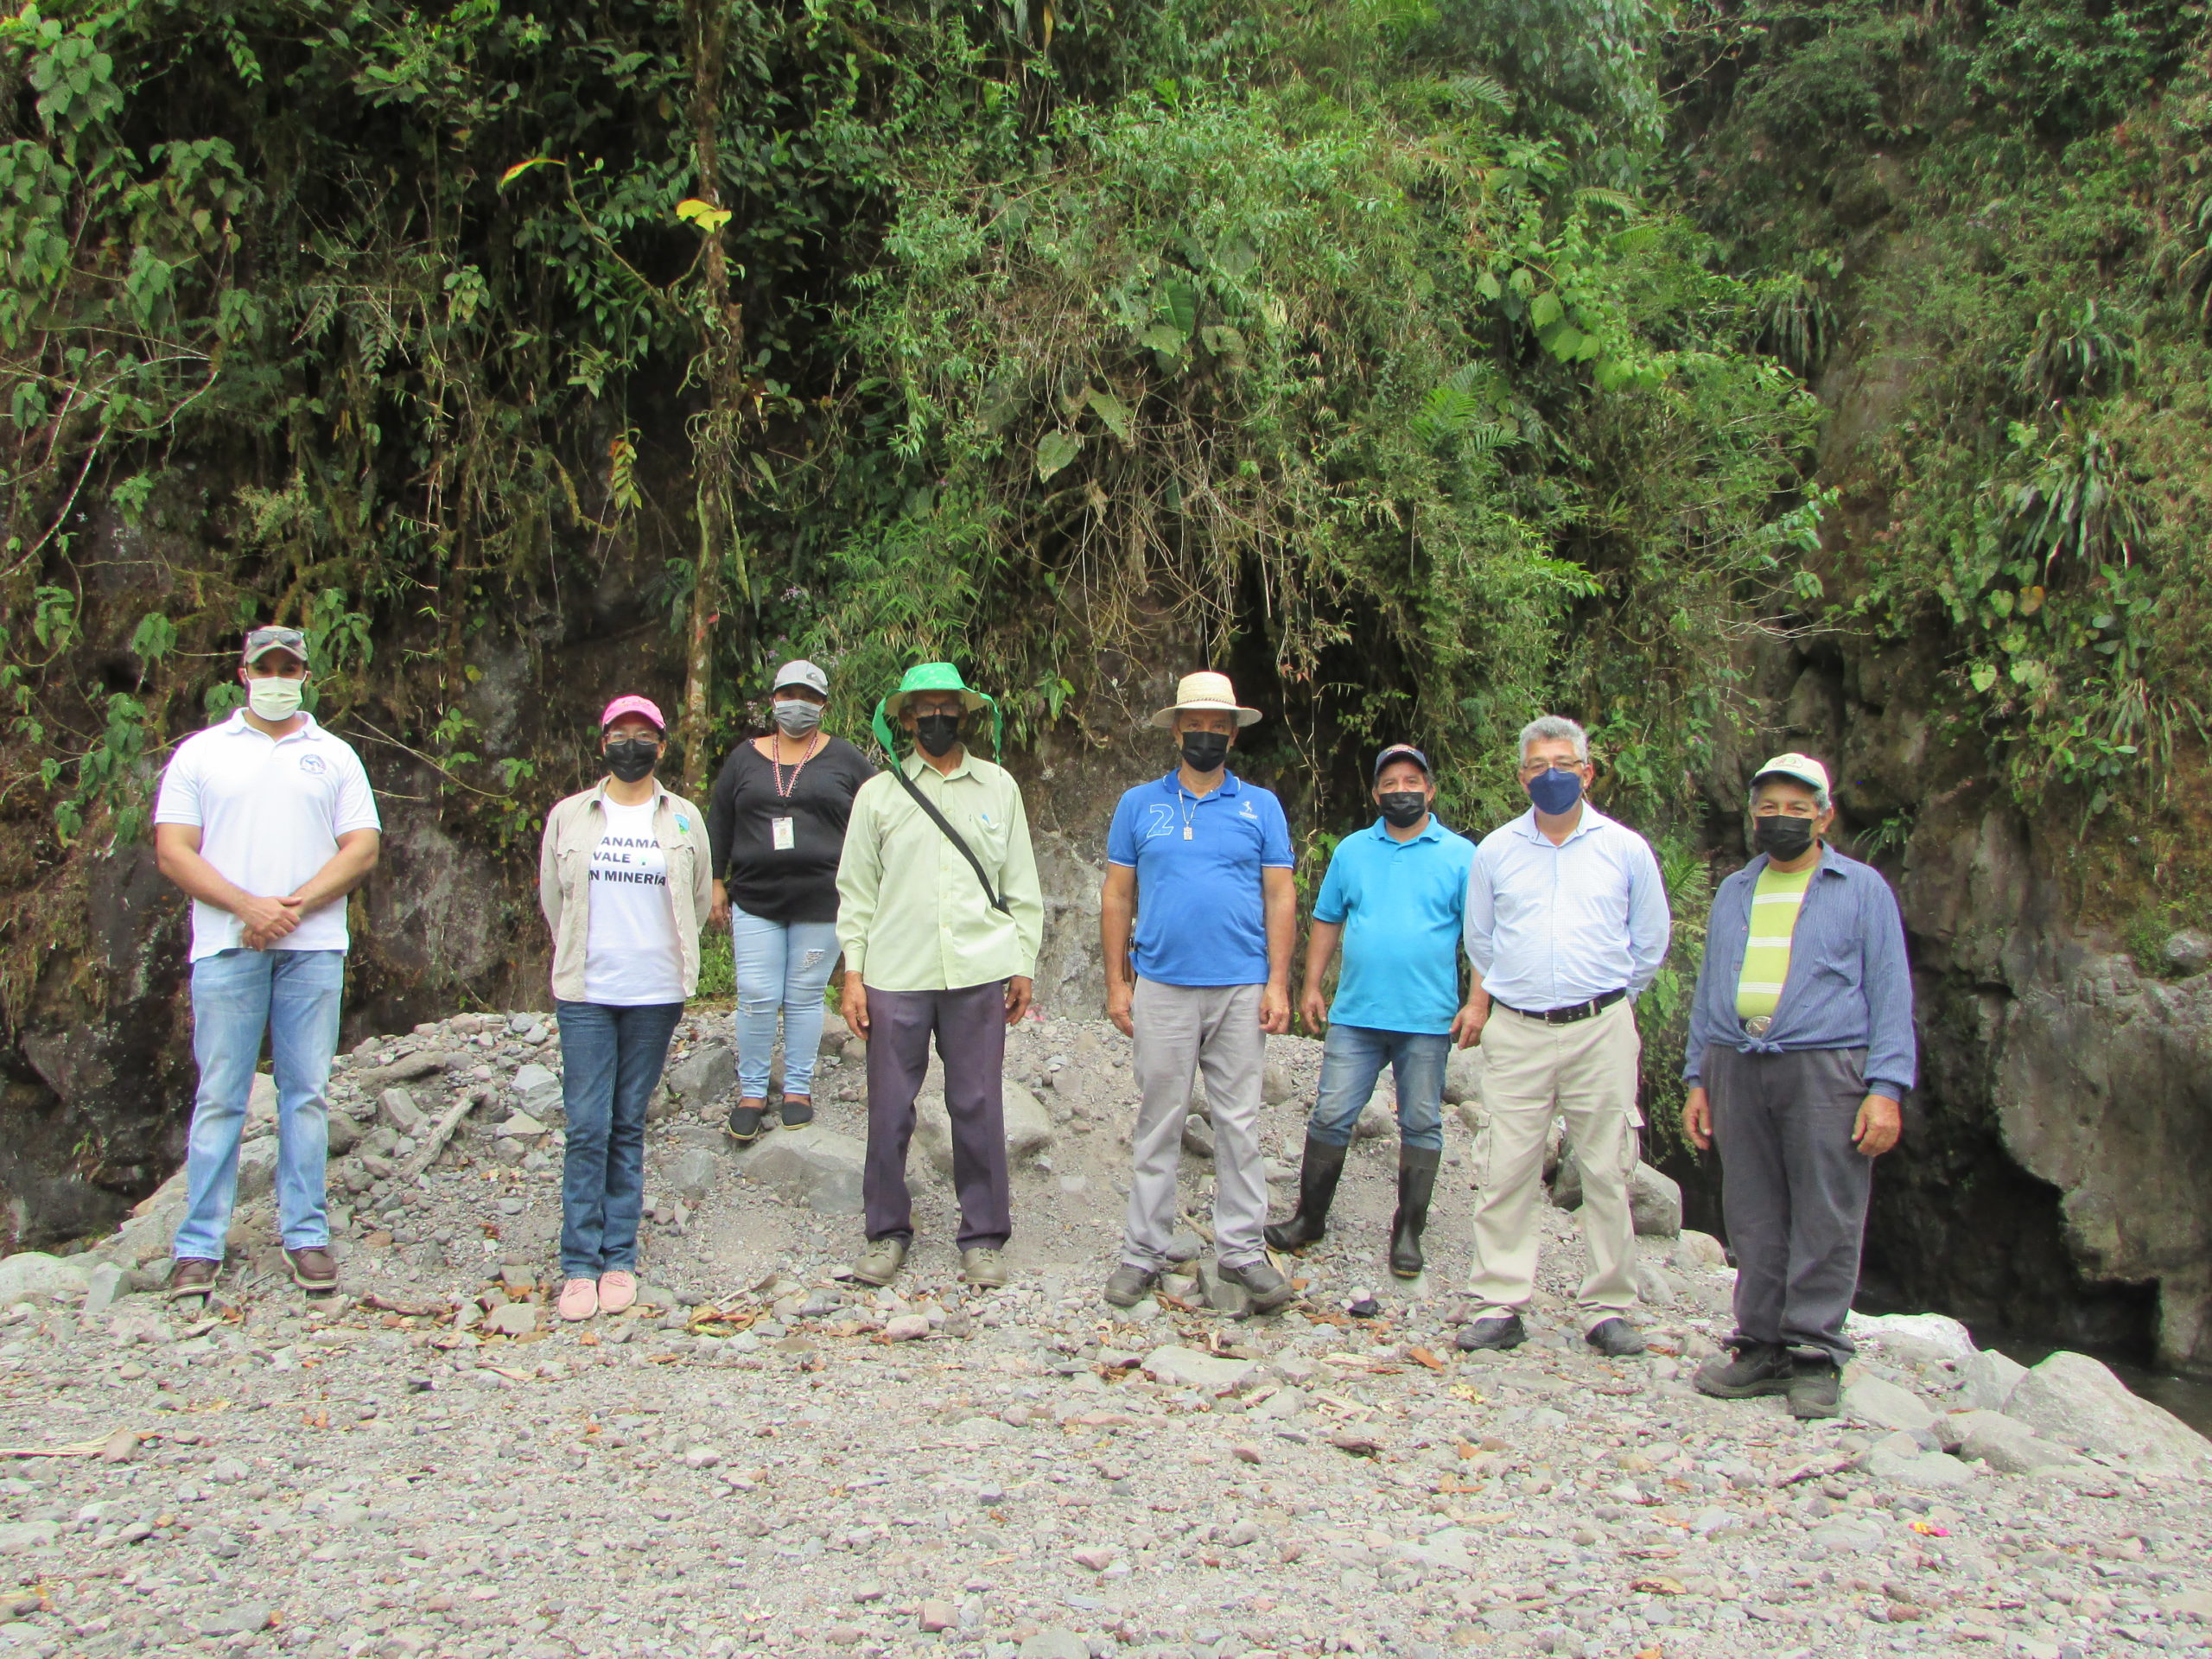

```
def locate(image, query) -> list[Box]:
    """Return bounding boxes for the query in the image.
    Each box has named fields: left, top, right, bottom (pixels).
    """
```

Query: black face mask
left=1179, top=731, right=1231, bottom=773
left=912, top=711, right=963, bottom=757
left=1752, top=815, right=1817, bottom=861
left=1377, top=791, right=1429, bottom=829
left=604, top=738, right=659, bottom=783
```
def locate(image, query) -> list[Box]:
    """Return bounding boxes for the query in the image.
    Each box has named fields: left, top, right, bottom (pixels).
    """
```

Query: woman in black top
left=706, top=659, right=875, bottom=1142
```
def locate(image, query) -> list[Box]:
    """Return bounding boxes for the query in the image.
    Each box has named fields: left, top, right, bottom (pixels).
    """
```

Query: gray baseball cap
left=772, top=659, right=829, bottom=697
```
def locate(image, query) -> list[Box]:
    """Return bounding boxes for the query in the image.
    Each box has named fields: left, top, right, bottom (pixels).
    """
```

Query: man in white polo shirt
left=152, top=626, right=382, bottom=1298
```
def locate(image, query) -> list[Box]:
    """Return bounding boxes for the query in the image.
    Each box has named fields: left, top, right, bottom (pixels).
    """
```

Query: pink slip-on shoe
left=598, top=1270, right=638, bottom=1314
left=556, top=1278, right=599, bottom=1321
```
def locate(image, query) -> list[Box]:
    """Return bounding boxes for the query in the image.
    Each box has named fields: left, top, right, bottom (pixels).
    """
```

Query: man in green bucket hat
left=835, top=663, right=1043, bottom=1289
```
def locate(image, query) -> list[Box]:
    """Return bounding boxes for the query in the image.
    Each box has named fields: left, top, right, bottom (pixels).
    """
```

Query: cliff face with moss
left=2, top=0, right=2209, bottom=1370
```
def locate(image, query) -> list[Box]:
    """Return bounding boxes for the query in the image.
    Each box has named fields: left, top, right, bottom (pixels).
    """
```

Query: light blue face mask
left=1527, top=766, right=1584, bottom=815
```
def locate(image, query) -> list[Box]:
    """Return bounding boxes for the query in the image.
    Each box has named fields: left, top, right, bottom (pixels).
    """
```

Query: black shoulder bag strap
left=888, top=763, right=1011, bottom=914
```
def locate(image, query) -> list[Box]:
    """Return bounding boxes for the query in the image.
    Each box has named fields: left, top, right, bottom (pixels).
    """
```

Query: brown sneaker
left=168, top=1258, right=220, bottom=1300
left=286, top=1246, right=338, bottom=1292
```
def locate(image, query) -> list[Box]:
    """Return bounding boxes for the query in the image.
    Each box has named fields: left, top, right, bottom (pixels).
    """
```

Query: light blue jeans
left=730, top=906, right=840, bottom=1099
left=1306, top=1023, right=1450, bottom=1152
left=174, top=947, right=346, bottom=1262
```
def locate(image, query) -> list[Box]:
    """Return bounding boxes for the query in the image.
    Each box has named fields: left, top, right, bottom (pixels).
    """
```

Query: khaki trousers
left=1465, top=998, right=1642, bottom=1329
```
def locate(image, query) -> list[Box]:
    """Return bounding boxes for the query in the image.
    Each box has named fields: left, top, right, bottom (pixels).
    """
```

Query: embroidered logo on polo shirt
left=297, top=753, right=327, bottom=775
left=1239, top=798, right=1258, bottom=819
left=1143, top=804, right=1175, bottom=839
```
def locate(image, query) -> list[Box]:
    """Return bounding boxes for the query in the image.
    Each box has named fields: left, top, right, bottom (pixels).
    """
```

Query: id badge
left=771, top=816, right=796, bottom=851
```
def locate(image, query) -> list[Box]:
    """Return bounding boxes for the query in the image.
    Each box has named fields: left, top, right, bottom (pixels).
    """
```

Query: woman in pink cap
left=536, top=696, right=714, bottom=1321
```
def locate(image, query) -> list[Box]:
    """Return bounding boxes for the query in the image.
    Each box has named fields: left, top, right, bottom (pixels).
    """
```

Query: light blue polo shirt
left=1106, top=771, right=1294, bottom=987
left=1313, top=816, right=1475, bottom=1034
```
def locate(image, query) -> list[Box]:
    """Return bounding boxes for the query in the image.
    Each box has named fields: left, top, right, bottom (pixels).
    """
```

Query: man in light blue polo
left=1266, top=745, right=1478, bottom=1279
left=1100, top=671, right=1298, bottom=1313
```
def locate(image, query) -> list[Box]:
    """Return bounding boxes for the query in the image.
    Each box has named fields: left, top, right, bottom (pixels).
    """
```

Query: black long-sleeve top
left=704, top=735, right=876, bottom=925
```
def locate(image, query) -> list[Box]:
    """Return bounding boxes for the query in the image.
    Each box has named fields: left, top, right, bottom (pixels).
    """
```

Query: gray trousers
left=1123, top=978, right=1268, bottom=1270
left=1707, top=1043, right=1875, bottom=1363
left=864, top=982, right=1009, bottom=1251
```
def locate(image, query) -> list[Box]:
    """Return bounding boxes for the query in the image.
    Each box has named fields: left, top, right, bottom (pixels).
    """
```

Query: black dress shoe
left=1586, top=1317, right=1647, bottom=1357
left=1454, top=1313, right=1525, bottom=1351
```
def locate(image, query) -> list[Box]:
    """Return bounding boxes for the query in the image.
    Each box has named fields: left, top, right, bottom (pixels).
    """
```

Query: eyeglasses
left=1517, top=758, right=1585, bottom=777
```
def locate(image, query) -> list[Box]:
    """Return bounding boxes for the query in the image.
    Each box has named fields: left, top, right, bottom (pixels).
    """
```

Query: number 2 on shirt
left=771, top=816, right=795, bottom=851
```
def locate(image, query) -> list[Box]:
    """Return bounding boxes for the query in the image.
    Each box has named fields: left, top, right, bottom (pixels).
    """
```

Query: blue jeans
left=556, top=999, right=683, bottom=1279
left=1306, top=1023, right=1449, bottom=1151
left=174, top=948, right=346, bottom=1261
left=730, top=906, right=840, bottom=1098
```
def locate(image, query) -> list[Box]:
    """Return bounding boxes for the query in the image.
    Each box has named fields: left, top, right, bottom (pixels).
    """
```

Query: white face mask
left=247, top=676, right=305, bottom=721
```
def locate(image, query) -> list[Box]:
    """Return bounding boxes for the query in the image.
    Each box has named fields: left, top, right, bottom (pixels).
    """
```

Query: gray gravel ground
left=2, top=1008, right=2209, bottom=1659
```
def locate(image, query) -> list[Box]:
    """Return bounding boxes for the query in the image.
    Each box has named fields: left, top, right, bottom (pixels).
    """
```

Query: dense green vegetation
left=7, top=0, right=2212, bottom=1127
left=1669, top=0, right=2212, bottom=882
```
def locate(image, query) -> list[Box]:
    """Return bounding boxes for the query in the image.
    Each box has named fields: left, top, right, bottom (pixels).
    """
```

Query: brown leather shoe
left=286, top=1246, right=338, bottom=1292
left=168, top=1258, right=220, bottom=1300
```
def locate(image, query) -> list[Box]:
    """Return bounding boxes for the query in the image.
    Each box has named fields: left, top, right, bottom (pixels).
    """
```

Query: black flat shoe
left=723, top=1101, right=769, bottom=1144
left=1586, top=1317, right=1648, bottom=1357
left=779, top=1096, right=814, bottom=1129
left=1454, top=1313, right=1525, bottom=1351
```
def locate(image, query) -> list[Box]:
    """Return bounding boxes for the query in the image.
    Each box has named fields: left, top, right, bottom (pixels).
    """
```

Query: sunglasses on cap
left=243, top=626, right=308, bottom=662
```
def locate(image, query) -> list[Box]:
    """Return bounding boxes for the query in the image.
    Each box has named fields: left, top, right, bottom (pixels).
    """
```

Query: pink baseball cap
left=600, top=695, right=667, bottom=733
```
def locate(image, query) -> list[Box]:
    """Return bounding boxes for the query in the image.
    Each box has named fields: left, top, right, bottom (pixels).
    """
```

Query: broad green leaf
left=1161, top=281, right=1198, bottom=336
left=1085, top=388, right=1134, bottom=442
left=1036, top=430, right=1082, bottom=481
left=1139, top=323, right=1186, bottom=356
left=1529, top=291, right=1562, bottom=329
left=676, top=198, right=732, bottom=232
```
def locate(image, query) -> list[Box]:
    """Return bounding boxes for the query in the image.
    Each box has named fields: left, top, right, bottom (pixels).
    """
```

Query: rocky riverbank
left=0, top=1007, right=2208, bottom=1659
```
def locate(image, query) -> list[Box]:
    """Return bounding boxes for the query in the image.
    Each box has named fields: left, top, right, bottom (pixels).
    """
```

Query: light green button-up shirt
left=834, top=750, right=1044, bottom=992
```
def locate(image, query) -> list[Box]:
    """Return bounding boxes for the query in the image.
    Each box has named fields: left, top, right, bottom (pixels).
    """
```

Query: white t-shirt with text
left=153, top=711, right=382, bottom=962
left=582, top=798, right=685, bottom=1006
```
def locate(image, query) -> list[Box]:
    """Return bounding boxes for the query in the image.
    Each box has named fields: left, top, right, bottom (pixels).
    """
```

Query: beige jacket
left=537, top=782, right=715, bottom=1003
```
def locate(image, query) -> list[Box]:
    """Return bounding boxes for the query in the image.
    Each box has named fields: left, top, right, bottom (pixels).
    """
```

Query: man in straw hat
left=1100, top=671, right=1299, bottom=1313
left=835, top=664, right=1043, bottom=1290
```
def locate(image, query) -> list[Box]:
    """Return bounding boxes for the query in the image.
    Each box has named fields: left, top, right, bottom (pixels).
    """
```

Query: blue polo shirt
left=1313, top=816, right=1475, bottom=1034
left=1107, top=771, right=1294, bottom=987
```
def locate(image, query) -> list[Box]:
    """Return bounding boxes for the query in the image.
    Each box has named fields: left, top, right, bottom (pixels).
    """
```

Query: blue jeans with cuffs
left=1306, top=1023, right=1449, bottom=1151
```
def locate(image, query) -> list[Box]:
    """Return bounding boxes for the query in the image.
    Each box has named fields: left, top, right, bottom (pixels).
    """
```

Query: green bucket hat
left=871, top=662, right=1001, bottom=759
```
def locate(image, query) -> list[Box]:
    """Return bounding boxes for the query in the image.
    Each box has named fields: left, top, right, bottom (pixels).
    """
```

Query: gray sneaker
left=1217, top=1257, right=1297, bottom=1313
left=962, top=1247, right=1009, bottom=1289
left=1103, top=1263, right=1160, bottom=1308
left=849, top=1236, right=907, bottom=1287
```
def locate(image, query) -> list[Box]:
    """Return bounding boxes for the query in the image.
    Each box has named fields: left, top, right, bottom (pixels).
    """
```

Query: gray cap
left=772, top=659, right=829, bottom=697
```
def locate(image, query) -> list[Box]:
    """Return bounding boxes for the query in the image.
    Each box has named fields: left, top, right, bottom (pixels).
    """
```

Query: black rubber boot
left=1389, top=1145, right=1442, bottom=1278
left=1264, top=1137, right=1349, bottom=1252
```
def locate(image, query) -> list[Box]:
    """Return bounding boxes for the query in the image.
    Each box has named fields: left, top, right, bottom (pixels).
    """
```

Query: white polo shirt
left=154, top=711, right=381, bottom=961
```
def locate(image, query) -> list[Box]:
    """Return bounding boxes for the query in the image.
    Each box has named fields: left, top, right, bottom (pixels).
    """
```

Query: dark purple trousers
left=863, top=981, right=1011, bottom=1250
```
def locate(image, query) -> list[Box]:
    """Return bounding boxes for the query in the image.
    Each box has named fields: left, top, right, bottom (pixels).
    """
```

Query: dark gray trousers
left=864, top=982, right=1010, bottom=1251
left=1706, top=1043, right=1875, bottom=1363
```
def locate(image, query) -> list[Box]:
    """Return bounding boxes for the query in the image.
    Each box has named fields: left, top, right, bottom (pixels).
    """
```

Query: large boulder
left=1442, top=1046, right=1486, bottom=1106
left=665, top=1041, right=735, bottom=1107
left=1552, top=1154, right=1682, bottom=1236
left=2006, top=1351, right=2212, bottom=1479
left=1845, top=1311, right=1976, bottom=1365
left=0, top=1251, right=97, bottom=1304
left=913, top=1079, right=1055, bottom=1178
left=739, top=1124, right=866, bottom=1216
left=1957, top=1348, right=2028, bottom=1413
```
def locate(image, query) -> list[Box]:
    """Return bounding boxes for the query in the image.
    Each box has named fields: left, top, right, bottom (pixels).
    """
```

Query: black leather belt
left=1497, top=988, right=1626, bottom=1025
